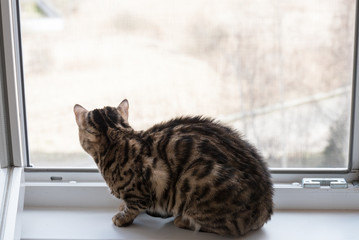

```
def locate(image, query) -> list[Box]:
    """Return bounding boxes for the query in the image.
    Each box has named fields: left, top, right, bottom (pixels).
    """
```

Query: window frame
left=1, top=0, right=28, bottom=168
left=1, top=1, right=26, bottom=238
left=0, top=0, right=358, bottom=211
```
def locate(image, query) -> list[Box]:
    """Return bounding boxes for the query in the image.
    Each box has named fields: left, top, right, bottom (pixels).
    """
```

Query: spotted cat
left=74, top=99, right=273, bottom=236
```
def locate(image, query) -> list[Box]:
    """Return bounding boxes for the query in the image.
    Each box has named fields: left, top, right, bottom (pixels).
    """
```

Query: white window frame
left=1, top=1, right=359, bottom=239
left=1, top=1, right=26, bottom=239
left=1, top=0, right=27, bottom=168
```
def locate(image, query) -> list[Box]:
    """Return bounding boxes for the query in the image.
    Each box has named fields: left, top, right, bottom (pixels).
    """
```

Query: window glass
left=20, top=0, right=355, bottom=168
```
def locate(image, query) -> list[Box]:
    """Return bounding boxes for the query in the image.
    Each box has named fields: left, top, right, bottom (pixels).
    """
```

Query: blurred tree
left=322, top=112, right=349, bottom=168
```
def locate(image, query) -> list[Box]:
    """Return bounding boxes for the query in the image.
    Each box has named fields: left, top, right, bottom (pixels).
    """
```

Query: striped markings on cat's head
left=74, top=99, right=130, bottom=131
left=73, top=99, right=131, bottom=158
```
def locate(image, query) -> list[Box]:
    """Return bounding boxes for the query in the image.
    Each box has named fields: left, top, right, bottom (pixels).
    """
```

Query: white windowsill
left=5, top=170, right=357, bottom=239
left=20, top=176, right=359, bottom=240
left=21, top=207, right=359, bottom=240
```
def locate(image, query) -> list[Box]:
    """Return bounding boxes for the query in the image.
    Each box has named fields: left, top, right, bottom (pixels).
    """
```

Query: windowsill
left=21, top=207, right=359, bottom=240
left=19, top=171, right=359, bottom=239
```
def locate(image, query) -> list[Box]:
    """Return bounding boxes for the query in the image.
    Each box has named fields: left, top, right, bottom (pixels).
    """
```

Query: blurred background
left=20, top=0, right=355, bottom=168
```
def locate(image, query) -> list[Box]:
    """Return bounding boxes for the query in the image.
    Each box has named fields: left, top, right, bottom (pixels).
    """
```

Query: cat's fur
left=74, top=99, right=273, bottom=236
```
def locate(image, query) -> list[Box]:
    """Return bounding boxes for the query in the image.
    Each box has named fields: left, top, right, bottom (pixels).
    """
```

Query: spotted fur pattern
left=74, top=99, right=273, bottom=236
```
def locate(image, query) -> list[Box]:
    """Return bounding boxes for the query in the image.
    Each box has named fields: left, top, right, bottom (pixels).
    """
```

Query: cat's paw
left=174, top=215, right=201, bottom=232
left=174, top=216, right=191, bottom=229
left=112, top=211, right=134, bottom=227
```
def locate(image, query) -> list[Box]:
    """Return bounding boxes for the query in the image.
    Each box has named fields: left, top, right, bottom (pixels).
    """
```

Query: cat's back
left=143, top=116, right=264, bottom=168
left=144, top=115, right=240, bottom=145
left=141, top=116, right=271, bottom=192
left=145, top=116, right=220, bottom=133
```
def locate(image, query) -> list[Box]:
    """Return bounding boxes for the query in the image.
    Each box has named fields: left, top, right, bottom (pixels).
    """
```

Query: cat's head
left=73, top=99, right=131, bottom=161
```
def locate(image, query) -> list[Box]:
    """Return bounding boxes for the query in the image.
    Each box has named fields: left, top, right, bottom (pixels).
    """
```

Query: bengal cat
left=74, top=99, right=273, bottom=236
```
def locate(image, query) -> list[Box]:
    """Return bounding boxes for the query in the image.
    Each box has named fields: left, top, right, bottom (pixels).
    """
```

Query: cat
left=74, top=99, right=273, bottom=236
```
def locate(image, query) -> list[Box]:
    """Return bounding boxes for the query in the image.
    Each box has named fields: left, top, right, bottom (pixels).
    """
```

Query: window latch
left=302, top=178, right=348, bottom=189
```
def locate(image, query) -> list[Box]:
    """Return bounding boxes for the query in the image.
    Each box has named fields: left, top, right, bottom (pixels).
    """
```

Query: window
left=0, top=2, right=358, bottom=239
left=19, top=0, right=357, bottom=170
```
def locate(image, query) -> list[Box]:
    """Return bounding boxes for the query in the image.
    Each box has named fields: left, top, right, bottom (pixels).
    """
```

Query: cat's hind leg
left=175, top=208, right=244, bottom=236
left=174, top=215, right=234, bottom=236
left=174, top=215, right=201, bottom=232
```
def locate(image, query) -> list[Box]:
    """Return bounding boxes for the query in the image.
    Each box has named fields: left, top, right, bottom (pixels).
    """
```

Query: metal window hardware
left=302, top=178, right=348, bottom=189
left=50, top=176, right=63, bottom=181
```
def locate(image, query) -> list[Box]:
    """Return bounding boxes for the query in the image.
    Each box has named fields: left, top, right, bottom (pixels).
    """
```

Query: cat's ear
left=117, top=99, right=129, bottom=122
left=74, top=104, right=88, bottom=127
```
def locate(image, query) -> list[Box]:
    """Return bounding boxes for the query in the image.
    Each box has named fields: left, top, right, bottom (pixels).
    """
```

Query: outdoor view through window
left=20, top=0, right=355, bottom=168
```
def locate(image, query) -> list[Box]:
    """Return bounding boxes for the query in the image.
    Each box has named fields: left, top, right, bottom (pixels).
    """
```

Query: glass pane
left=20, top=0, right=355, bottom=168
